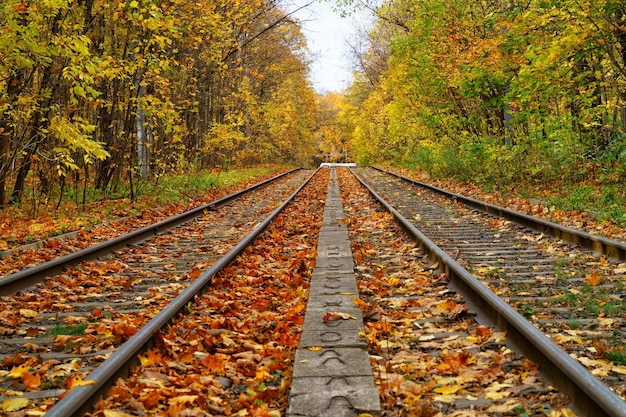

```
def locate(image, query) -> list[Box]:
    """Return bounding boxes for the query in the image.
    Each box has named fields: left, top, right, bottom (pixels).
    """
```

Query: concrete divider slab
left=288, top=388, right=381, bottom=417
left=292, top=347, right=373, bottom=378
left=288, top=168, right=380, bottom=417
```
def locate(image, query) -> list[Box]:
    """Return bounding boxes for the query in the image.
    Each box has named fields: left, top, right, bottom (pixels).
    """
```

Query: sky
left=290, top=1, right=372, bottom=94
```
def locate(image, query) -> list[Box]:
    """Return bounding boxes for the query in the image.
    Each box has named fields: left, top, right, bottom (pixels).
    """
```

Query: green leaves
left=347, top=0, right=626, bottom=190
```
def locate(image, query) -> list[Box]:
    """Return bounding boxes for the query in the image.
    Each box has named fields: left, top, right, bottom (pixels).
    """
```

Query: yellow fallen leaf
left=8, top=364, right=30, bottom=379
left=484, top=382, right=513, bottom=400
left=433, top=384, right=462, bottom=395
left=485, top=390, right=511, bottom=400
left=611, top=365, right=626, bottom=375
left=559, top=408, right=579, bottom=417
left=307, top=346, right=323, bottom=351
left=76, top=379, right=96, bottom=386
left=169, top=395, right=198, bottom=405
left=388, top=277, right=400, bottom=286
left=435, top=377, right=459, bottom=385
left=0, top=398, right=29, bottom=412
left=555, top=334, right=584, bottom=345
left=103, top=410, right=135, bottom=417
left=614, top=266, right=626, bottom=275
left=19, top=309, right=38, bottom=318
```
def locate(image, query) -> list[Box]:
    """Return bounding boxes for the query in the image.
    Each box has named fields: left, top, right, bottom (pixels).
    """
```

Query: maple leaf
left=584, top=270, right=602, bottom=286
left=8, top=364, right=31, bottom=379
left=65, top=374, right=95, bottom=389
left=139, top=350, right=165, bottom=367
left=23, top=372, right=41, bottom=390
left=0, top=398, right=29, bottom=412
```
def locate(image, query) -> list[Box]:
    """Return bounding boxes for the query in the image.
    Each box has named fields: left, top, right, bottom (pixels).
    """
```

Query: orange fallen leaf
left=65, top=374, right=95, bottom=389
left=23, top=372, right=41, bottom=390
left=585, top=270, right=602, bottom=286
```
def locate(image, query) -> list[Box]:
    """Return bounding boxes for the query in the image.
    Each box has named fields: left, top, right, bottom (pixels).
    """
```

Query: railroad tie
left=287, top=169, right=381, bottom=417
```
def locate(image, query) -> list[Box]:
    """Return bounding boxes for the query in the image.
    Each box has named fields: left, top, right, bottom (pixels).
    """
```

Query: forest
left=1, top=0, right=626, bottom=224
left=0, top=0, right=321, bottom=211
left=342, top=0, right=626, bottom=223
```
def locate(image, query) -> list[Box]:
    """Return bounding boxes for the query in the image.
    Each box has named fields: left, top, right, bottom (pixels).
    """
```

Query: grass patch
left=47, top=323, right=88, bottom=336
left=606, top=350, right=626, bottom=366
left=1, top=165, right=289, bottom=245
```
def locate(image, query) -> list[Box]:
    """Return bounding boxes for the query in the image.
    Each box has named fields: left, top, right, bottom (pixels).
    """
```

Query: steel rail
left=371, top=166, right=626, bottom=261
left=352, top=168, right=626, bottom=417
left=45, top=169, right=317, bottom=417
left=0, top=169, right=301, bottom=295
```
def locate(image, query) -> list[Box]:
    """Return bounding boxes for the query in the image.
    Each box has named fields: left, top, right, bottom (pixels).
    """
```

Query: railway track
left=0, top=169, right=315, bottom=414
left=352, top=166, right=626, bottom=415
left=0, top=167, right=624, bottom=416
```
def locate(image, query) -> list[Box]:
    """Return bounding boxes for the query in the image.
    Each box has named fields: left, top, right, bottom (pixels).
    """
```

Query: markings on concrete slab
left=287, top=169, right=381, bottom=417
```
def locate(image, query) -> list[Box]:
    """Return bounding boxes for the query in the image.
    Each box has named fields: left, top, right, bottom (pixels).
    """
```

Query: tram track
left=0, top=169, right=314, bottom=414
left=0, top=169, right=302, bottom=294
left=339, top=169, right=572, bottom=416
left=352, top=166, right=626, bottom=415
left=1, top=166, right=625, bottom=416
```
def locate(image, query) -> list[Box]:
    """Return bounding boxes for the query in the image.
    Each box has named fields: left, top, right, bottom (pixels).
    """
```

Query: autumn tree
left=314, top=93, right=353, bottom=163
left=0, top=0, right=318, bottom=209
left=345, top=0, right=626, bottom=184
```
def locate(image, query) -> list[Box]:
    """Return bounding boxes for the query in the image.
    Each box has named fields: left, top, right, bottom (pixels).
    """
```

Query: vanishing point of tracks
left=0, top=166, right=625, bottom=416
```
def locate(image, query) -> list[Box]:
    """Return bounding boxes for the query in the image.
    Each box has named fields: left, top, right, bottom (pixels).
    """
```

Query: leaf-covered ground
left=0, top=167, right=288, bottom=277
left=338, top=169, right=573, bottom=417
left=384, top=166, right=626, bottom=243
left=0, top=171, right=313, bottom=415
left=84, top=170, right=328, bottom=417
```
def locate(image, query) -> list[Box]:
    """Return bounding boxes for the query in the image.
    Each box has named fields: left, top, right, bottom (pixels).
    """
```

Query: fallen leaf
left=103, top=410, right=135, bottom=417
left=8, top=364, right=30, bottom=379
left=323, top=312, right=356, bottom=322
left=584, top=271, right=602, bottom=286
left=433, top=384, right=462, bottom=395
left=23, top=372, right=41, bottom=390
left=0, top=397, right=29, bottom=412
left=169, top=395, right=198, bottom=405
left=19, top=309, right=38, bottom=318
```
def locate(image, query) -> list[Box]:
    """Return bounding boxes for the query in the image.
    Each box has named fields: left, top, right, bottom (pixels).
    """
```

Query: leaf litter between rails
left=80, top=170, right=329, bottom=417
left=337, top=168, right=574, bottom=417
left=0, top=173, right=311, bottom=412
left=0, top=170, right=292, bottom=278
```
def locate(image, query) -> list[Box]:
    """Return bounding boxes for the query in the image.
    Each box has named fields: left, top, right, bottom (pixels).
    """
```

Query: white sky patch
left=291, top=1, right=371, bottom=94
